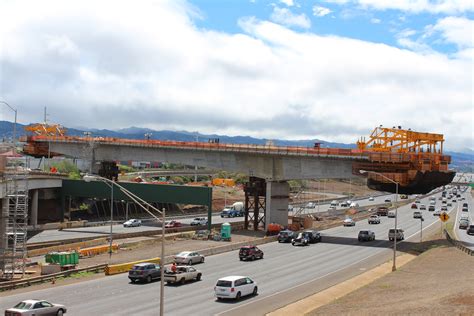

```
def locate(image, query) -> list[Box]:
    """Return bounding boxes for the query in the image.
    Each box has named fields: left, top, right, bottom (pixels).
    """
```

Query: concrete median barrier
left=105, top=257, right=161, bottom=275
left=79, top=244, right=119, bottom=258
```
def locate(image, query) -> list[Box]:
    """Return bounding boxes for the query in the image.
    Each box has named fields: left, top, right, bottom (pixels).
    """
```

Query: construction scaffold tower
left=0, top=166, right=29, bottom=280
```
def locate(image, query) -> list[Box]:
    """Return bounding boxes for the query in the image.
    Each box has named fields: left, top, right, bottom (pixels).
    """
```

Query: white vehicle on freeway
left=190, top=217, right=208, bottom=226
left=215, top=276, right=258, bottom=300
left=123, top=219, right=142, bottom=227
left=368, top=196, right=374, bottom=201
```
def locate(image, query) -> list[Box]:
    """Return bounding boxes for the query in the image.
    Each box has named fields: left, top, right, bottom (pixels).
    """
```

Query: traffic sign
left=440, top=212, right=449, bottom=222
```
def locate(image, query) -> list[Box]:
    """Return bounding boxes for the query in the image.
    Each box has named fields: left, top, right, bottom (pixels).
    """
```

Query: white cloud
left=313, top=6, right=332, bottom=17
left=370, top=18, right=381, bottom=24
left=431, top=17, right=474, bottom=49
left=280, top=0, right=295, bottom=6
left=0, top=0, right=472, bottom=151
left=270, top=7, right=311, bottom=29
left=324, top=0, right=473, bottom=14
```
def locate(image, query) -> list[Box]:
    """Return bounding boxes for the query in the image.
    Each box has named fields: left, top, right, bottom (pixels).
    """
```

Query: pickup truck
left=164, top=266, right=202, bottom=285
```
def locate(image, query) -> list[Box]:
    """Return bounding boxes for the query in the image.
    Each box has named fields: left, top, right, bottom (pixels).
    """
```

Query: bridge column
left=30, top=189, right=39, bottom=227
left=265, top=181, right=290, bottom=230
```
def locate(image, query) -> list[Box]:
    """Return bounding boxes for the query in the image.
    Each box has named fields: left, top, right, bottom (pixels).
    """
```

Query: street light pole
left=360, top=169, right=399, bottom=271
left=160, top=207, right=165, bottom=316
left=109, top=180, right=114, bottom=257
left=0, top=101, right=17, bottom=150
left=420, top=217, right=423, bottom=243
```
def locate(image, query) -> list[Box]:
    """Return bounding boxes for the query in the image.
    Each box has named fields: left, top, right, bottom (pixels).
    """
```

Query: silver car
left=5, top=300, right=67, bottom=315
left=174, top=251, right=205, bottom=265
left=123, top=219, right=142, bottom=227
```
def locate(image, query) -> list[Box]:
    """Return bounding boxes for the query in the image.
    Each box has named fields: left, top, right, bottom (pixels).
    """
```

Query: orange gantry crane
left=353, top=126, right=454, bottom=194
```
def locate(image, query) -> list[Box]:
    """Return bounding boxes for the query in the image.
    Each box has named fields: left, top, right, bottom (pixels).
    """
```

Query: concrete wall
left=50, top=142, right=358, bottom=181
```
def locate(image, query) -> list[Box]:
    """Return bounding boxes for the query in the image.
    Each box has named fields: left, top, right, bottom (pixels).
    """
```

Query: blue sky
left=0, top=0, right=472, bottom=151
left=190, top=0, right=473, bottom=57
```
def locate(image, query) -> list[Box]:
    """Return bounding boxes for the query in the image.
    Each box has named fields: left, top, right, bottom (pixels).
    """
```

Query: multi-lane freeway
left=2, top=189, right=466, bottom=315
left=29, top=193, right=395, bottom=244
left=453, top=187, right=473, bottom=250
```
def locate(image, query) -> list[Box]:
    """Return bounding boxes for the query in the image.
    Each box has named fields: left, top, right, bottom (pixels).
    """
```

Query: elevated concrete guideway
left=25, top=136, right=369, bottom=229
left=39, top=137, right=365, bottom=181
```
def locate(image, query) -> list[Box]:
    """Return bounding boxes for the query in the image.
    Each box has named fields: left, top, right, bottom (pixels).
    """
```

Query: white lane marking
left=214, top=250, right=387, bottom=316
left=216, top=193, right=453, bottom=316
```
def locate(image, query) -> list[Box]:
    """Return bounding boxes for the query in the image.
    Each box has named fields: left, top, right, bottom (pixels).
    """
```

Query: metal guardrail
left=444, top=229, right=474, bottom=256
left=0, top=264, right=107, bottom=291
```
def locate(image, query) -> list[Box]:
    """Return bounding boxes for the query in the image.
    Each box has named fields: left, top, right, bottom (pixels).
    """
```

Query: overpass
left=23, top=126, right=456, bottom=229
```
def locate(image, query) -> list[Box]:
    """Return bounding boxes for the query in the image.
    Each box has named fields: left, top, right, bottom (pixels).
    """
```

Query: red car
left=411, top=203, right=418, bottom=209
left=165, top=220, right=182, bottom=228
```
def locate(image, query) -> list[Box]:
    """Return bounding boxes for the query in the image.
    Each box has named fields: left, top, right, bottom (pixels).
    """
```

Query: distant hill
left=0, top=120, right=471, bottom=172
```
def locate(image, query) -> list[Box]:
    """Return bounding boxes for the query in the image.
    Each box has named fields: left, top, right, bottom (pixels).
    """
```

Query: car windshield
left=13, top=302, right=32, bottom=309
left=216, top=280, right=232, bottom=287
left=360, top=231, right=368, bottom=234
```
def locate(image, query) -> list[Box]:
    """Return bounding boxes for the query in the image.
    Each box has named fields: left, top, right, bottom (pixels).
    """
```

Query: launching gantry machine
left=353, top=126, right=455, bottom=194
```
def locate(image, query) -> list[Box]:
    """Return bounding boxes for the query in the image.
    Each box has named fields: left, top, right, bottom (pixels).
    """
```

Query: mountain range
left=0, top=121, right=472, bottom=172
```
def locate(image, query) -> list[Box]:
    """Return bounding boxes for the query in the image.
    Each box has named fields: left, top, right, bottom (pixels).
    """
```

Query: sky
left=0, top=0, right=472, bottom=152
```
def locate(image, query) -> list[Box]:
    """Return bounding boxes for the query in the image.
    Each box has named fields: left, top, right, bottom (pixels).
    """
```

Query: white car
left=368, top=196, right=374, bottom=201
left=215, top=276, right=258, bottom=300
left=343, top=218, right=355, bottom=226
left=388, top=210, right=396, bottom=218
left=123, top=219, right=142, bottom=227
left=190, top=217, right=208, bottom=226
left=350, top=202, right=359, bottom=208
left=5, top=300, right=67, bottom=315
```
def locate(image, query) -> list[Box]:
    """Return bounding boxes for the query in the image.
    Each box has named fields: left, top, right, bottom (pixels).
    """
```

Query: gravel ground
left=309, top=240, right=474, bottom=316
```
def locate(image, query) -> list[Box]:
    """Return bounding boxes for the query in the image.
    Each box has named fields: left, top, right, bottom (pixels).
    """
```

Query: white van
left=330, top=200, right=339, bottom=208
left=387, top=210, right=396, bottom=218
left=215, top=276, right=258, bottom=300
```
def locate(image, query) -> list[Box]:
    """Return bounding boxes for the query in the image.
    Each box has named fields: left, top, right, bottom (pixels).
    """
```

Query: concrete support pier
left=265, top=181, right=290, bottom=229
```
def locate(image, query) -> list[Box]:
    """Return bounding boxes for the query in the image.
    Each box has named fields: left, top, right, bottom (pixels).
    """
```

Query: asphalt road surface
left=2, top=190, right=458, bottom=315
left=28, top=215, right=244, bottom=244
left=294, top=193, right=401, bottom=215
left=453, top=187, right=473, bottom=250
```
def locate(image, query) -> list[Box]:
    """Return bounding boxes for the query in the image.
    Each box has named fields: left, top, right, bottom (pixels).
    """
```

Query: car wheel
left=251, top=255, right=255, bottom=261
left=260, top=253, right=264, bottom=259
left=147, top=275, right=152, bottom=283
left=240, top=257, right=243, bottom=261
left=196, top=273, right=202, bottom=281
left=236, top=292, right=241, bottom=300
left=188, top=260, right=193, bottom=265
left=358, top=238, right=361, bottom=241
left=130, top=279, right=136, bottom=283
left=180, top=278, right=186, bottom=285
left=253, top=286, right=258, bottom=295
left=201, top=257, right=205, bottom=263
left=57, top=309, right=64, bottom=316
left=292, top=242, right=295, bottom=246
left=217, top=297, right=222, bottom=301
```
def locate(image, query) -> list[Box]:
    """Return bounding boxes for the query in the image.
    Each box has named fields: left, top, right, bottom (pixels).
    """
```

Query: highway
left=1, top=190, right=457, bottom=315
left=28, top=215, right=244, bottom=244
left=29, top=194, right=396, bottom=244
left=453, top=187, right=473, bottom=250
left=294, top=193, right=400, bottom=215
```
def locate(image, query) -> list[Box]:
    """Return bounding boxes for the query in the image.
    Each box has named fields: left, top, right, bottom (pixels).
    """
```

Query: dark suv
left=291, top=230, right=321, bottom=246
left=302, top=230, right=322, bottom=243
left=376, top=206, right=388, bottom=216
left=467, top=225, right=474, bottom=236
left=128, top=262, right=161, bottom=283
left=277, top=230, right=295, bottom=243
left=358, top=230, right=375, bottom=241
left=239, top=246, right=264, bottom=261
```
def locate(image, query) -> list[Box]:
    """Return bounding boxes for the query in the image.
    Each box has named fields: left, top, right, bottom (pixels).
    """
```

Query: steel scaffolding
left=1, top=170, right=29, bottom=280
